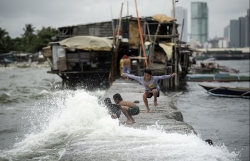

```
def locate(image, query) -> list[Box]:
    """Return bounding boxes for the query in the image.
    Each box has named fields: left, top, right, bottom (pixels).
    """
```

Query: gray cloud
left=0, top=0, right=248, bottom=39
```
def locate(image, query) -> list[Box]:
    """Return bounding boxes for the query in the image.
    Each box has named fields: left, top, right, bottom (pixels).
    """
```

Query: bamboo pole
left=116, top=3, right=123, bottom=45
left=172, top=0, right=178, bottom=90
left=127, top=1, right=129, bottom=16
left=134, top=0, right=148, bottom=68
left=110, top=5, right=114, bottom=34
left=149, top=23, right=161, bottom=67
left=180, top=19, right=185, bottom=43
left=110, top=3, right=124, bottom=84
left=179, top=19, right=185, bottom=66
left=46, top=57, right=53, bottom=67
left=146, top=22, right=152, bottom=42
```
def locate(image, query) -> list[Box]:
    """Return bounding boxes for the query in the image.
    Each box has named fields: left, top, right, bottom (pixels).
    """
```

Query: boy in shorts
left=113, top=93, right=140, bottom=124
left=121, top=69, right=176, bottom=113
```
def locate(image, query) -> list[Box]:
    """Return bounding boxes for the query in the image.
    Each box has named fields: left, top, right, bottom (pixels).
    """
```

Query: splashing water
left=0, top=90, right=240, bottom=161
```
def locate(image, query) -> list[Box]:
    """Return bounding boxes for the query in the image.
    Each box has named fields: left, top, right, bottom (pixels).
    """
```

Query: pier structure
left=194, top=47, right=250, bottom=60
left=42, top=10, right=195, bottom=90
left=103, top=79, right=196, bottom=133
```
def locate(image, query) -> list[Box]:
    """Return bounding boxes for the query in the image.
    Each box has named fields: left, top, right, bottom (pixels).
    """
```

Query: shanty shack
left=43, top=14, right=195, bottom=89
left=42, top=36, right=112, bottom=89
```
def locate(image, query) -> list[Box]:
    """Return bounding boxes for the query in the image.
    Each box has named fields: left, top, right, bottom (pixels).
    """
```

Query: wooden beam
left=143, top=34, right=179, bottom=38
left=46, top=57, right=53, bottom=67
left=146, top=22, right=174, bottom=25
left=129, top=56, right=148, bottom=59
left=47, top=70, right=103, bottom=74
left=149, top=23, right=161, bottom=67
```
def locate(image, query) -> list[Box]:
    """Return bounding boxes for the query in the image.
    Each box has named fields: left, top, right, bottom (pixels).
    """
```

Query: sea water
left=0, top=64, right=245, bottom=160
left=175, top=60, right=249, bottom=161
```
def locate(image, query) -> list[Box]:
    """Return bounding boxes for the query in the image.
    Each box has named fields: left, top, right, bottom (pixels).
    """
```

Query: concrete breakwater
left=103, top=79, right=196, bottom=134
left=59, top=79, right=197, bottom=160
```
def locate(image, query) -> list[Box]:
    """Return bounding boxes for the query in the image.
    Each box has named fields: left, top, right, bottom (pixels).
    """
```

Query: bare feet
left=154, top=99, right=158, bottom=106
left=123, top=120, right=135, bottom=125
left=144, top=107, right=150, bottom=113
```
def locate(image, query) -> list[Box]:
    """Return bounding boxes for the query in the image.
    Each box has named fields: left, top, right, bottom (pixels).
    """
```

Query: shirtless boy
left=113, top=93, right=140, bottom=124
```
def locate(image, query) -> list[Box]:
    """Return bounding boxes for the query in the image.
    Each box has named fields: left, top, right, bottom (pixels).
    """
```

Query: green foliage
left=11, top=37, right=24, bottom=51
left=34, top=27, right=58, bottom=51
left=0, top=24, right=58, bottom=53
left=2, top=36, right=13, bottom=52
left=21, top=24, right=36, bottom=52
left=0, top=28, right=11, bottom=53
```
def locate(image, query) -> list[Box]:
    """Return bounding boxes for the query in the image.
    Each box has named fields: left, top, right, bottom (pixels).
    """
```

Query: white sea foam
left=0, top=90, right=240, bottom=161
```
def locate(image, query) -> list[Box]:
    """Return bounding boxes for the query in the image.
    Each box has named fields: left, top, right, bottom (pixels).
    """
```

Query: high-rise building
left=171, top=7, right=188, bottom=42
left=229, top=9, right=250, bottom=48
left=239, top=17, right=247, bottom=47
left=245, top=9, right=250, bottom=47
left=190, top=2, right=208, bottom=44
left=223, top=26, right=230, bottom=42
left=230, top=20, right=240, bottom=47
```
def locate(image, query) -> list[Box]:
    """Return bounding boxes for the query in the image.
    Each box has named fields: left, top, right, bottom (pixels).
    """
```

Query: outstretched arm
left=121, top=73, right=126, bottom=77
left=171, top=73, right=176, bottom=77
left=153, top=73, right=177, bottom=80
left=121, top=73, right=141, bottom=80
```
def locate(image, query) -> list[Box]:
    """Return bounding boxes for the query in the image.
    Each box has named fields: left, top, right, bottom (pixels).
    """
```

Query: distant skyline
left=190, top=2, right=208, bottom=44
left=0, top=0, right=249, bottom=40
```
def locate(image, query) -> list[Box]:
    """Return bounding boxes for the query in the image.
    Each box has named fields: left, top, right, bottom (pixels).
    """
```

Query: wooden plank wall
left=76, top=22, right=113, bottom=37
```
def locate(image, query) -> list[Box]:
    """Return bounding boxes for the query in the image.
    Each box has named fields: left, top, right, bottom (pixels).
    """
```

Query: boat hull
left=190, top=67, right=219, bottom=74
left=187, top=74, right=250, bottom=82
left=198, top=84, right=250, bottom=99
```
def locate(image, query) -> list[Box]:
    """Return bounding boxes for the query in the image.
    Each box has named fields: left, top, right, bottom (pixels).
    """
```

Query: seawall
left=103, top=79, right=196, bottom=134
left=59, top=79, right=197, bottom=160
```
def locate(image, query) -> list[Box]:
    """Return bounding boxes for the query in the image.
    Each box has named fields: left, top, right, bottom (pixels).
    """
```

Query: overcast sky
left=0, top=0, right=249, bottom=40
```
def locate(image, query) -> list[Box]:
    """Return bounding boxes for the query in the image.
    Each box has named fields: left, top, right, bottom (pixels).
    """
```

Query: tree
left=12, top=37, right=24, bottom=51
left=34, top=26, right=58, bottom=51
left=22, top=24, right=36, bottom=53
left=2, top=36, right=13, bottom=52
left=0, top=28, right=10, bottom=53
left=0, top=28, right=8, bottom=39
left=22, top=24, right=35, bottom=38
left=0, top=25, right=58, bottom=53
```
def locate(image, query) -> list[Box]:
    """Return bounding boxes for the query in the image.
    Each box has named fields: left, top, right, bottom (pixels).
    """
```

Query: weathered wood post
left=172, top=0, right=178, bottom=90
left=110, top=3, right=123, bottom=84
left=149, top=23, right=161, bottom=68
